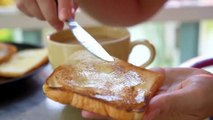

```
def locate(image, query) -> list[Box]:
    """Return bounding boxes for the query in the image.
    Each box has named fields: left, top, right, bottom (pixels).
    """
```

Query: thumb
left=143, top=90, right=189, bottom=120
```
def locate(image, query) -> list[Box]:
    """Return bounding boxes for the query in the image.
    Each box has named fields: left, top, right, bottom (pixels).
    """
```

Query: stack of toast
left=43, top=50, right=164, bottom=120
left=0, top=43, right=48, bottom=78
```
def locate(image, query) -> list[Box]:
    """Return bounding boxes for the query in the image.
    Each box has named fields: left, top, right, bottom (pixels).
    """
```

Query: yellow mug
left=46, top=26, right=156, bottom=69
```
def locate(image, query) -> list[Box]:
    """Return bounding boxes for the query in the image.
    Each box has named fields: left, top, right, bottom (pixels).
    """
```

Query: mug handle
left=129, top=40, right=156, bottom=68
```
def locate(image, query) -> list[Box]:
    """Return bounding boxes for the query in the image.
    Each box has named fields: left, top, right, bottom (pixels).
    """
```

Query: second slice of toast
left=0, top=43, right=17, bottom=64
left=0, top=48, right=48, bottom=78
left=43, top=50, right=163, bottom=120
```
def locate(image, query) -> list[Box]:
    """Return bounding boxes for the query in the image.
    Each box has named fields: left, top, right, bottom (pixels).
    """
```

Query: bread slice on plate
left=0, top=48, right=48, bottom=78
left=0, top=43, right=17, bottom=64
left=43, top=50, right=163, bottom=120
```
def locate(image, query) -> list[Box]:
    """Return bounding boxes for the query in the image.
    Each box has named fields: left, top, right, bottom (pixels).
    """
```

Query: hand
left=81, top=67, right=213, bottom=120
left=16, top=0, right=77, bottom=31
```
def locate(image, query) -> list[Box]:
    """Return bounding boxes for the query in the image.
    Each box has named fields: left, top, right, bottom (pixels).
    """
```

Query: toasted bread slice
left=0, top=43, right=17, bottom=64
left=0, top=48, right=48, bottom=78
left=43, top=50, right=163, bottom=120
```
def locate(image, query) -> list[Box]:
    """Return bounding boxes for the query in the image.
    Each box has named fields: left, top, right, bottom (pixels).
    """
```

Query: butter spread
left=62, top=50, right=147, bottom=104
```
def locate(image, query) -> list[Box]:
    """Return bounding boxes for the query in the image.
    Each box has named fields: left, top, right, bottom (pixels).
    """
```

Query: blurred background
left=1, top=0, right=213, bottom=68
left=0, top=1, right=213, bottom=120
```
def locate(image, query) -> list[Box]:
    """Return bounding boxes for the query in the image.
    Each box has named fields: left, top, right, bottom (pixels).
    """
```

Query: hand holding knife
left=56, top=0, right=114, bottom=62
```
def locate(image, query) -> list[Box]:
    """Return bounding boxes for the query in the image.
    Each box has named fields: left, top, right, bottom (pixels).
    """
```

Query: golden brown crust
left=43, top=83, right=144, bottom=120
left=0, top=43, right=17, bottom=64
left=43, top=50, right=164, bottom=120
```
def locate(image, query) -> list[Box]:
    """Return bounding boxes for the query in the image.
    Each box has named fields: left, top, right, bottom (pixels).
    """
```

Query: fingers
left=25, top=0, right=45, bottom=20
left=16, top=0, right=64, bottom=30
left=16, top=0, right=45, bottom=20
left=58, top=0, right=75, bottom=21
left=16, top=0, right=33, bottom=17
left=81, top=110, right=109, bottom=120
left=16, top=0, right=78, bottom=30
left=144, top=89, right=194, bottom=120
left=144, top=69, right=213, bottom=120
left=36, top=0, right=64, bottom=30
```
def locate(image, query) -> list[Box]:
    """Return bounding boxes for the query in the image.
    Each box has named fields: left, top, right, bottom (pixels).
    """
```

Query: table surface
left=0, top=64, right=85, bottom=120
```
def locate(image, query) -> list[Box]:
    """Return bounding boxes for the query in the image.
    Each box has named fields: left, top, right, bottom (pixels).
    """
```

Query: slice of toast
left=0, top=43, right=17, bottom=64
left=43, top=50, right=163, bottom=120
left=0, top=48, right=48, bottom=78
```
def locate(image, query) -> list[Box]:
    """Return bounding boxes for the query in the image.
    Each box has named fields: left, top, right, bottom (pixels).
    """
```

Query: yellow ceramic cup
left=46, top=26, right=156, bottom=69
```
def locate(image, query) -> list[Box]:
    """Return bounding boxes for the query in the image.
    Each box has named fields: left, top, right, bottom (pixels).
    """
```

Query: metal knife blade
left=68, top=19, right=114, bottom=62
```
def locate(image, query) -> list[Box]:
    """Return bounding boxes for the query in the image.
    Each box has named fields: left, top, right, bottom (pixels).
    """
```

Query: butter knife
left=68, top=19, right=114, bottom=62
left=54, top=0, right=114, bottom=62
